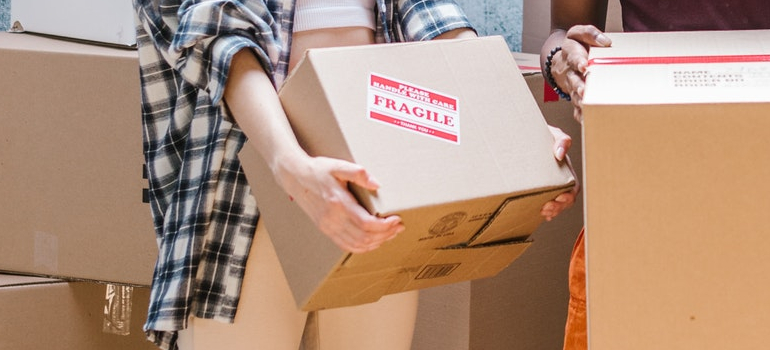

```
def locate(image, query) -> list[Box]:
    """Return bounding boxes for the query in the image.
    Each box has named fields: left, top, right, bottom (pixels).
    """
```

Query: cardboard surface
left=9, top=0, right=137, bottom=47
left=240, top=36, right=575, bottom=311
left=466, top=52, right=584, bottom=350
left=582, top=30, right=770, bottom=350
left=414, top=52, right=584, bottom=350
left=0, top=273, right=155, bottom=350
left=0, top=33, right=156, bottom=286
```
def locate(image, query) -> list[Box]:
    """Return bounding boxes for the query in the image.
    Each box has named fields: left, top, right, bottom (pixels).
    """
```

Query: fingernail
left=556, top=146, right=566, bottom=161
left=596, top=33, right=612, bottom=46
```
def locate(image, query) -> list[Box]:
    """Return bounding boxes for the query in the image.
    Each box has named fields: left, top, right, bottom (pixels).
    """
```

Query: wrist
left=269, top=150, right=310, bottom=190
left=544, top=46, right=572, bottom=101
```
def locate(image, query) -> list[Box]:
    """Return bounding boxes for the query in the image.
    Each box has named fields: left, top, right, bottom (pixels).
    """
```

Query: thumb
left=329, top=160, right=381, bottom=191
left=548, top=126, right=572, bottom=161
left=567, top=25, right=612, bottom=48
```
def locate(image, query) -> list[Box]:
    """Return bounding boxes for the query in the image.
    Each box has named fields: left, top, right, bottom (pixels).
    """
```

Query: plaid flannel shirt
left=133, top=0, right=473, bottom=349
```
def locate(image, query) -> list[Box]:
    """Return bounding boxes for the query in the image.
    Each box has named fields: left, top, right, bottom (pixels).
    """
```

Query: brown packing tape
left=103, top=284, right=133, bottom=336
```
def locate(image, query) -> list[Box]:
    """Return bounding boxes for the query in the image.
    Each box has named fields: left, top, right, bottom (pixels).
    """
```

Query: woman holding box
left=540, top=1, right=770, bottom=349
left=134, top=0, right=576, bottom=349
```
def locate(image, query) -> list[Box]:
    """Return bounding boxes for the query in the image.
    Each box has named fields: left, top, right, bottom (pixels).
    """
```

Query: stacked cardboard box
left=0, top=33, right=156, bottom=286
left=9, top=0, right=136, bottom=47
left=0, top=32, right=155, bottom=348
left=0, top=273, right=155, bottom=349
left=582, top=29, right=770, bottom=349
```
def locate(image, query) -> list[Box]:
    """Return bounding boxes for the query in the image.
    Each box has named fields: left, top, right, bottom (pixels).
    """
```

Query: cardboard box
left=463, top=52, right=584, bottom=350
left=9, top=0, right=137, bottom=47
left=412, top=52, right=584, bottom=350
left=0, top=33, right=156, bottom=286
left=239, top=36, right=576, bottom=311
left=582, top=29, right=770, bottom=350
left=0, top=274, right=155, bottom=350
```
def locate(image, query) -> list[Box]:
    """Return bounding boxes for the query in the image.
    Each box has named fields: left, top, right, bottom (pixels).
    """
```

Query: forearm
left=434, top=27, right=477, bottom=40
left=543, top=0, right=608, bottom=72
left=224, top=49, right=308, bottom=179
left=540, top=29, right=567, bottom=76
left=552, top=0, right=608, bottom=32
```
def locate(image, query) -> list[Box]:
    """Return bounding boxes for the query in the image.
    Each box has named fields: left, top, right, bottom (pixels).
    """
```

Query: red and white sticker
left=367, top=73, right=460, bottom=144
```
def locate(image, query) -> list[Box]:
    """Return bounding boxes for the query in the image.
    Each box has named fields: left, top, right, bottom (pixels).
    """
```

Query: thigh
left=314, top=290, right=420, bottom=350
left=181, top=219, right=309, bottom=350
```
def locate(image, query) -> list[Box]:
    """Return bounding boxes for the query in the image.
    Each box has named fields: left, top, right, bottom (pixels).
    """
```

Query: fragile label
left=367, top=73, right=460, bottom=144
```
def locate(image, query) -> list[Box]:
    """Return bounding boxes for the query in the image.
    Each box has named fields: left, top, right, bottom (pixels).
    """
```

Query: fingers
left=296, top=157, right=403, bottom=253
left=551, top=39, right=589, bottom=105
left=540, top=192, right=576, bottom=221
left=572, top=101, right=584, bottom=124
left=319, top=199, right=404, bottom=254
left=548, top=126, right=572, bottom=161
left=329, top=160, right=381, bottom=191
left=565, top=25, right=612, bottom=49
left=554, top=25, right=611, bottom=122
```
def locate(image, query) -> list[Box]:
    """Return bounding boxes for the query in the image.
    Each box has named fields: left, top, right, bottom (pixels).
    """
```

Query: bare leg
left=177, top=220, right=308, bottom=350
left=313, top=290, right=420, bottom=350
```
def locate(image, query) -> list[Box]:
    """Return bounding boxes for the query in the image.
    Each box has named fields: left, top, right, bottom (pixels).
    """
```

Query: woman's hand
left=547, top=25, right=612, bottom=123
left=540, top=126, right=578, bottom=221
left=272, top=152, right=405, bottom=254
left=226, top=49, right=403, bottom=254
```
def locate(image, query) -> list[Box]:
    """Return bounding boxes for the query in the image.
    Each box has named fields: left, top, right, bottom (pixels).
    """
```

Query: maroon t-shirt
left=620, top=0, right=770, bottom=31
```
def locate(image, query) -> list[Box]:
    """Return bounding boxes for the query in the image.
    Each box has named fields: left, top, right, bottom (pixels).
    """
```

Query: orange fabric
left=563, top=228, right=587, bottom=350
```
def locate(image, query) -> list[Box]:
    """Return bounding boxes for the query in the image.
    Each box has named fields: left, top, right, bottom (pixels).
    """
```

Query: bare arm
left=541, top=0, right=612, bottom=122
left=434, top=27, right=478, bottom=40
left=552, top=0, right=609, bottom=32
left=224, top=50, right=404, bottom=253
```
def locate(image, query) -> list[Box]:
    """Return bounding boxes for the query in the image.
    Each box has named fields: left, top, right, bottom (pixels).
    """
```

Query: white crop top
left=293, top=0, right=377, bottom=32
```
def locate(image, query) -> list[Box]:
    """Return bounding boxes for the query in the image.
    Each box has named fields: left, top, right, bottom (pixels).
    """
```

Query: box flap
left=468, top=187, right=570, bottom=245
left=0, top=273, right=64, bottom=288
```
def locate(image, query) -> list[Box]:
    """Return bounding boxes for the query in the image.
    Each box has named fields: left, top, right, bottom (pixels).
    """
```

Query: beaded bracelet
left=545, top=46, right=571, bottom=101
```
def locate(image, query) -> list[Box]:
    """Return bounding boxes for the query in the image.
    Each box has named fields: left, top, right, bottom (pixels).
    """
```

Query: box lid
left=10, top=0, right=137, bottom=47
left=584, top=30, right=770, bottom=105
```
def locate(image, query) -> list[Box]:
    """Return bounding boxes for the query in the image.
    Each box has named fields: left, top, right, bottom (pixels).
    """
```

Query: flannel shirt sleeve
left=397, top=0, right=475, bottom=41
left=168, top=0, right=288, bottom=103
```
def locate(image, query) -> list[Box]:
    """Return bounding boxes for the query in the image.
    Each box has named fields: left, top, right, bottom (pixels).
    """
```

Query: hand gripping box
left=239, top=36, right=576, bottom=311
left=582, top=29, right=770, bottom=350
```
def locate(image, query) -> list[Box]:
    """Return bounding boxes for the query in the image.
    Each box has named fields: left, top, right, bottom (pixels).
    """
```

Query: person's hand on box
left=225, top=49, right=404, bottom=254
left=547, top=25, right=612, bottom=123
left=540, top=125, right=578, bottom=221
left=273, top=153, right=405, bottom=254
